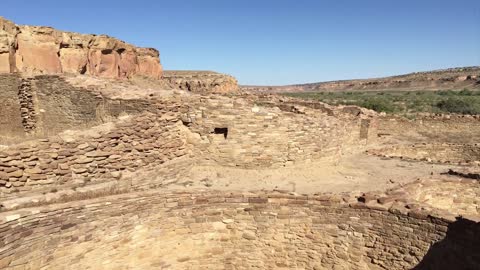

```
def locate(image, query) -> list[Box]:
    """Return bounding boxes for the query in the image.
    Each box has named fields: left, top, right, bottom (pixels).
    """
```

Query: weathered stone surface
left=137, top=48, right=163, bottom=79
left=0, top=17, right=17, bottom=73
left=0, top=16, right=162, bottom=79
left=0, top=191, right=478, bottom=270
left=15, top=25, right=63, bottom=74
left=163, top=70, right=238, bottom=93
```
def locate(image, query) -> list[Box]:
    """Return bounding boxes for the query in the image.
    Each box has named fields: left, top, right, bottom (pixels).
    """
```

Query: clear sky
left=3, top=0, right=480, bottom=85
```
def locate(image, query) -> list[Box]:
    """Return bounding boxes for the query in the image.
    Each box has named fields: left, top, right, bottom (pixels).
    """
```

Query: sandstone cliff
left=163, top=71, right=238, bottom=93
left=0, top=17, right=162, bottom=79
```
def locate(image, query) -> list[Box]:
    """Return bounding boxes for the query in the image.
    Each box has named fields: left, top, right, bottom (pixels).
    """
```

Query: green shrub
left=437, top=90, right=454, bottom=96
left=282, top=89, right=480, bottom=115
left=436, top=97, right=480, bottom=114
left=360, top=98, right=395, bottom=113
left=459, top=88, right=473, bottom=96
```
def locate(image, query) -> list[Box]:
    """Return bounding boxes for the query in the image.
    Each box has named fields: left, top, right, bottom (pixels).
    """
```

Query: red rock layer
left=0, top=17, right=162, bottom=79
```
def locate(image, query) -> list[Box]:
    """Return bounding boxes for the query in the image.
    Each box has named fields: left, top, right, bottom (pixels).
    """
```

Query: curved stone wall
left=1, top=192, right=478, bottom=269
left=185, top=95, right=376, bottom=168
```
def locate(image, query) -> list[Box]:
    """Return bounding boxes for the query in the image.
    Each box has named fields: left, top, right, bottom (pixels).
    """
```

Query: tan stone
left=7, top=169, right=23, bottom=178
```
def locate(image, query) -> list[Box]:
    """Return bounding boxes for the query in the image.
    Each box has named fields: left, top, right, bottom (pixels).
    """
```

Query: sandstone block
left=242, top=231, right=257, bottom=240
left=7, top=169, right=23, bottom=178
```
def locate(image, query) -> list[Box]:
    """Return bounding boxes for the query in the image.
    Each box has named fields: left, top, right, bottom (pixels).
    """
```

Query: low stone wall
left=377, top=115, right=480, bottom=145
left=0, top=191, right=478, bottom=269
left=391, top=178, right=480, bottom=217
left=368, top=143, right=480, bottom=165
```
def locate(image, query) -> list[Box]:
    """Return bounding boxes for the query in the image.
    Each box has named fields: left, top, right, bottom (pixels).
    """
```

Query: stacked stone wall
left=0, top=192, right=478, bottom=269
left=0, top=108, right=188, bottom=196
left=0, top=91, right=379, bottom=196
left=184, top=95, right=375, bottom=168
left=0, top=75, right=157, bottom=144
left=32, top=75, right=152, bottom=137
left=17, top=77, right=36, bottom=133
left=0, top=74, right=23, bottom=139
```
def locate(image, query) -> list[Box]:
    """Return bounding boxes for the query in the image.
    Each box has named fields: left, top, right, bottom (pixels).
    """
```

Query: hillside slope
left=243, top=67, right=480, bottom=93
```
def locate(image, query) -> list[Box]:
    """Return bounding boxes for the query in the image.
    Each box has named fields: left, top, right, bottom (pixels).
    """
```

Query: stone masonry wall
left=0, top=75, right=155, bottom=144
left=0, top=191, right=478, bottom=269
left=0, top=91, right=377, bottom=196
left=32, top=75, right=152, bottom=137
left=17, top=77, right=37, bottom=133
left=183, top=95, right=376, bottom=168
left=0, top=74, right=23, bottom=140
left=0, top=106, right=188, bottom=197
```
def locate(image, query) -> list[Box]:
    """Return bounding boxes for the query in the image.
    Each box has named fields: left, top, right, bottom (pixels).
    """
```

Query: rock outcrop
left=163, top=71, right=238, bottom=93
left=0, top=17, right=162, bottom=79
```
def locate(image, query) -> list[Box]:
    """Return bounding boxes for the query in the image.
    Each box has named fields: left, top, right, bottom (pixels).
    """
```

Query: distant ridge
left=242, top=66, right=480, bottom=93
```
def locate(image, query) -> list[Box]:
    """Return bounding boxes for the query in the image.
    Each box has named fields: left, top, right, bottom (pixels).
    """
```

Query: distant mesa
left=0, top=16, right=162, bottom=79
left=243, top=66, right=480, bottom=93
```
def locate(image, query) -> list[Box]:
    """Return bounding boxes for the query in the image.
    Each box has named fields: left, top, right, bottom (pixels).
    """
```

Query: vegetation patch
left=283, top=89, right=480, bottom=115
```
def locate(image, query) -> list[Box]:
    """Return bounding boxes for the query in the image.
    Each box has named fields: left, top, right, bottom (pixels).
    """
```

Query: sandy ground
left=168, top=153, right=461, bottom=194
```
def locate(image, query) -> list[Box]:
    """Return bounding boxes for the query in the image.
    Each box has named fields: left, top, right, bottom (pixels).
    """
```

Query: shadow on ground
left=413, top=217, right=480, bottom=270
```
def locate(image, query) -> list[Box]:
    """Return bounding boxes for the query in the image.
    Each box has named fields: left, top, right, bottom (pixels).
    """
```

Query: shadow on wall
left=413, top=217, right=480, bottom=270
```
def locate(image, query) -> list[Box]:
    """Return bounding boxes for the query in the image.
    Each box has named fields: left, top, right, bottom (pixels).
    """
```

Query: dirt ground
left=168, top=153, right=463, bottom=194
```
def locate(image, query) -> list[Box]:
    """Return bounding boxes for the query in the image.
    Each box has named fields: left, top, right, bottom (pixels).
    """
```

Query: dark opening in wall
left=101, top=49, right=113, bottom=55
left=79, top=65, right=87, bottom=75
left=182, top=120, right=191, bottom=127
left=213, top=127, right=228, bottom=139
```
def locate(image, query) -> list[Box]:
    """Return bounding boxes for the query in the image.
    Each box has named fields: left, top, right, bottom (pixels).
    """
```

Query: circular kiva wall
left=0, top=192, right=479, bottom=270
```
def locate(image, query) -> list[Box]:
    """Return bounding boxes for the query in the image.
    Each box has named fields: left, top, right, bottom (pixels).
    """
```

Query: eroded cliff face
left=0, top=17, right=162, bottom=79
left=0, top=17, right=17, bottom=73
left=163, top=71, right=239, bottom=93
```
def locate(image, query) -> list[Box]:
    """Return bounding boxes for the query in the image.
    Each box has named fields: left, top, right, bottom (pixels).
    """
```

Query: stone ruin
left=0, top=17, right=479, bottom=270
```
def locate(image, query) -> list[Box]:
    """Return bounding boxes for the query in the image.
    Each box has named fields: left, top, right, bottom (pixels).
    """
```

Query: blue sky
left=3, top=0, right=480, bottom=85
